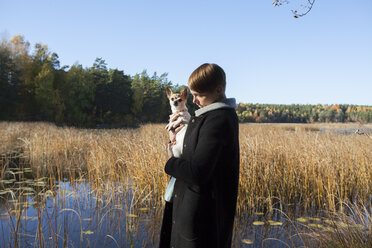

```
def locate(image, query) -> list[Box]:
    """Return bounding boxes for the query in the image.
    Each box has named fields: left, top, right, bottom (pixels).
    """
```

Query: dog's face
left=166, top=87, right=188, bottom=110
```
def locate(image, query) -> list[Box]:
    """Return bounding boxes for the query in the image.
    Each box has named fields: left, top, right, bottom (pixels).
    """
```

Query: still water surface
left=0, top=179, right=355, bottom=248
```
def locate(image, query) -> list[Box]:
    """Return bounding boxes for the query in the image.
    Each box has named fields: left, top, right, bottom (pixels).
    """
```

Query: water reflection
left=0, top=180, right=160, bottom=247
left=0, top=178, right=370, bottom=247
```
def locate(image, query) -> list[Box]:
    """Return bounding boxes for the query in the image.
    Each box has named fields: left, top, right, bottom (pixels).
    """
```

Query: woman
left=159, top=63, right=240, bottom=248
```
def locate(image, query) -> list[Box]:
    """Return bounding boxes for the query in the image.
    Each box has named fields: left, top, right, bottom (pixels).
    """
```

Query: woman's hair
left=188, top=63, right=226, bottom=93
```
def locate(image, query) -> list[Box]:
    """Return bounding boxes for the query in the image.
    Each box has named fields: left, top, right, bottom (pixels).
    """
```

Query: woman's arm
left=165, top=112, right=230, bottom=185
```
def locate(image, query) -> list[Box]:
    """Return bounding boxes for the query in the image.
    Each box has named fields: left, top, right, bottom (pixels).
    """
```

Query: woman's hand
left=165, top=113, right=181, bottom=130
left=168, top=122, right=184, bottom=142
left=169, top=112, right=180, bottom=122
left=165, top=113, right=184, bottom=143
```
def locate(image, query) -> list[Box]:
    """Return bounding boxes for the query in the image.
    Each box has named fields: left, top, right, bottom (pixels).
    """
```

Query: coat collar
left=195, top=98, right=236, bottom=117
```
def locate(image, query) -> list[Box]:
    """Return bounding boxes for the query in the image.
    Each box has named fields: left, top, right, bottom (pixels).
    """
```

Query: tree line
left=236, top=103, right=372, bottom=123
left=0, top=35, right=197, bottom=127
left=1, top=35, right=371, bottom=127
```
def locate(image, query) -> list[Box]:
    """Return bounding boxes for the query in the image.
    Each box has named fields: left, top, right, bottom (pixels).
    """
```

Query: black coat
left=159, top=107, right=240, bottom=248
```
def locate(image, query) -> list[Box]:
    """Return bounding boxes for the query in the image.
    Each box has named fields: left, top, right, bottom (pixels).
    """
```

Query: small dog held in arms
left=164, top=86, right=191, bottom=202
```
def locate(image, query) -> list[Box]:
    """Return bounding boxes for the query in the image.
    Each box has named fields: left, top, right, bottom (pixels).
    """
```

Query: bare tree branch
left=273, top=0, right=316, bottom=18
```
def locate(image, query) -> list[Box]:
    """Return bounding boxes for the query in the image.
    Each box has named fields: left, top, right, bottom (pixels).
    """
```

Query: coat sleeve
left=165, top=112, right=229, bottom=186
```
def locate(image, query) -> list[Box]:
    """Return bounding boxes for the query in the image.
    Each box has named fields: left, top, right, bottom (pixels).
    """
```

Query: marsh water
left=0, top=177, right=161, bottom=247
left=0, top=175, right=344, bottom=248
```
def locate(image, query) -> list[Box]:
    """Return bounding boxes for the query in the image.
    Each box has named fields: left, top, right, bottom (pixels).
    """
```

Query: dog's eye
left=171, top=98, right=174, bottom=101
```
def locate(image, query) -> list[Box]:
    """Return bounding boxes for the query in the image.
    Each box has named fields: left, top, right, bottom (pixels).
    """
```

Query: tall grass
left=0, top=122, right=170, bottom=247
left=1, top=121, right=372, bottom=247
left=299, top=202, right=372, bottom=247
left=238, top=123, right=372, bottom=212
left=1, top=122, right=371, bottom=212
left=0, top=122, right=169, bottom=210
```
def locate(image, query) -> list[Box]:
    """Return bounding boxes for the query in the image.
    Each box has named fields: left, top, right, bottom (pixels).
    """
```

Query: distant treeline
left=237, top=103, right=372, bottom=123
left=1, top=35, right=371, bottom=127
left=0, top=35, right=196, bottom=127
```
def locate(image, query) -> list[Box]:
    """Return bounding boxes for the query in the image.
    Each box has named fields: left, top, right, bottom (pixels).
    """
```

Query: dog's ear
left=166, top=87, right=173, bottom=99
left=181, top=87, right=189, bottom=100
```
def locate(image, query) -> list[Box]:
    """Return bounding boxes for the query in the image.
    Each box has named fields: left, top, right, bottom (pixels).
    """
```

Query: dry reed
left=238, top=123, right=372, bottom=212
left=301, top=202, right=372, bottom=247
left=1, top=121, right=371, bottom=212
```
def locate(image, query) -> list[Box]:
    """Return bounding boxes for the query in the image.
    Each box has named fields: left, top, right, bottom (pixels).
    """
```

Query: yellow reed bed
left=1, top=122, right=371, bottom=211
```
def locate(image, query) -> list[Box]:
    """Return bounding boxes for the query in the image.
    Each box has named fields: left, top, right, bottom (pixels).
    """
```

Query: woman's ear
left=216, top=85, right=224, bottom=95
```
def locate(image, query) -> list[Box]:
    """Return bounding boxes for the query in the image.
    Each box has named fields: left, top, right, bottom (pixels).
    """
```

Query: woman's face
left=190, top=88, right=222, bottom=108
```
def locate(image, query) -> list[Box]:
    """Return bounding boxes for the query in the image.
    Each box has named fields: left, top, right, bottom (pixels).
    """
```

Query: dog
left=165, top=87, right=191, bottom=156
left=164, top=86, right=191, bottom=202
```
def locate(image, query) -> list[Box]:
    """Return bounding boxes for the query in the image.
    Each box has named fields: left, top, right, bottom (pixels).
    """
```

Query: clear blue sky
left=1, top=0, right=371, bottom=105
